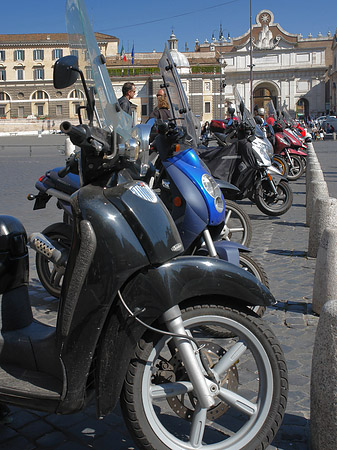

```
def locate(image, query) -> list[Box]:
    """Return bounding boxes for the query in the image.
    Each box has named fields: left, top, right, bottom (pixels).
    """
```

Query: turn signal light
left=173, top=196, right=182, bottom=207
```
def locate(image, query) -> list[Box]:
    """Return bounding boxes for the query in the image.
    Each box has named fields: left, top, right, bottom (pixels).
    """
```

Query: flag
left=120, top=44, right=126, bottom=62
left=131, top=43, right=134, bottom=65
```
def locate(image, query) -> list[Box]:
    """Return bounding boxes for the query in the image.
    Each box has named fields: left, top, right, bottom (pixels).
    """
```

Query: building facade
left=0, top=10, right=335, bottom=127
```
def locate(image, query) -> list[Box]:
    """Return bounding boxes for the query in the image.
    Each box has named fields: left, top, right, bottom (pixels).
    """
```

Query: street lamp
left=218, top=54, right=226, bottom=118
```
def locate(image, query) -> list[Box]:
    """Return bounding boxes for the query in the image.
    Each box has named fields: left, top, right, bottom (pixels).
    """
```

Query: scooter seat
left=47, top=168, right=79, bottom=195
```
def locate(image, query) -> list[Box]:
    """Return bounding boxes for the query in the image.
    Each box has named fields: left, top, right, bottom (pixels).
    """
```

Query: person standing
left=118, top=82, right=136, bottom=116
left=149, top=89, right=171, bottom=120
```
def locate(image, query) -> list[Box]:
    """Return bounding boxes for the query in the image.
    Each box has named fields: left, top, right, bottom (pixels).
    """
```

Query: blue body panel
left=165, top=148, right=226, bottom=226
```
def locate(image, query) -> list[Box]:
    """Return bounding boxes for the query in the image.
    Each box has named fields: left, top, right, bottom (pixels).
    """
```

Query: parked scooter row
left=28, top=49, right=266, bottom=307
left=0, top=1, right=288, bottom=449
left=199, top=89, right=293, bottom=216
left=264, top=101, right=308, bottom=181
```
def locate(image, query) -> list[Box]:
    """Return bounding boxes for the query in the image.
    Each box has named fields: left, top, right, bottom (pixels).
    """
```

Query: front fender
left=95, top=255, right=275, bottom=416
left=266, top=166, right=288, bottom=184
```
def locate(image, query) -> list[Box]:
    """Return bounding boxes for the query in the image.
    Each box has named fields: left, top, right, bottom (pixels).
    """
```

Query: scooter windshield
left=233, top=87, right=259, bottom=134
left=65, top=0, right=132, bottom=141
left=158, top=47, right=200, bottom=148
left=281, top=106, right=296, bottom=127
left=266, top=100, right=277, bottom=120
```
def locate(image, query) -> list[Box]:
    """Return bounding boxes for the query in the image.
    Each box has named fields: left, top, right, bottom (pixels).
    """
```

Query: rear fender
left=95, top=255, right=275, bottom=416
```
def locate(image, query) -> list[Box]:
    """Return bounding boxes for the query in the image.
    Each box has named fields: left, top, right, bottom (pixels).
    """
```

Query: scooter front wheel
left=35, top=222, right=72, bottom=298
left=286, top=154, right=304, bottom=181
left=239, top=253, right=268, bottom=317
left=272, top=154, right=289, bottom=178
left=121, top=304, right=288, bottom=450
left=255, top=180, right=293, bottom=216
left=220, top=199, right=252, bottom=246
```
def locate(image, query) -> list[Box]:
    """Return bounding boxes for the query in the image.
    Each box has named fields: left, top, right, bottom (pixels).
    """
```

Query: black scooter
left=0, top=1, right=288, bottom=448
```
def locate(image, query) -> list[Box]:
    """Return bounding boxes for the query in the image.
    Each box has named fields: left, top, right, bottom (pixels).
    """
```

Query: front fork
left=161, top=305, right=216, bottom=409
left=264, top=169, right=279, bottom=196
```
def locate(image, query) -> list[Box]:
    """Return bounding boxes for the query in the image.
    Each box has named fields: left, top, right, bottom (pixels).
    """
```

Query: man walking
left=118, top=82, right=136, bottom=116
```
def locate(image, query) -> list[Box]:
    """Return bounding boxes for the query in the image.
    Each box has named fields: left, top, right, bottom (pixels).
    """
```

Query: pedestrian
left=149, top=89, right=171, bottom=120
left=118, top=82, right=136, bottom=116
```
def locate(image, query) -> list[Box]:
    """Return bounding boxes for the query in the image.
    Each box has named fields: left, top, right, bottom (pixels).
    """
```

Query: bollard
left=308, top=197, right=337, bottom=257
left=306, top=165, right=323, bottom=189
left=65, top=136, right=76, bottom=158
left=312, top=227, right=337, bottom=314
left=333, top=132, right=336, bottom=141
left=306, top=180, right=329, bottom=226
left=310, top=300, right=337, bottom=450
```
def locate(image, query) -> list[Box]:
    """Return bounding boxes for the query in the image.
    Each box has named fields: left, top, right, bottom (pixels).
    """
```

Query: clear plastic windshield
left=65, top=0, right=132, bottom=140
left=158, top=47, right=200, bottom=147
left=233, top=87, right=257, bottom=131
left=266, top=100, right=277, bottom=120
left=281, top=106, right=296, bottom=127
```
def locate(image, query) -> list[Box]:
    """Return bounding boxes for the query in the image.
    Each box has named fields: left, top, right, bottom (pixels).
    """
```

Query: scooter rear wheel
left=239, top=253, right=268, bottom=317
left=272, top=154, right=289, bottom=178
left=35, top=222, right=72, bottom=298
left=121, top=304, right=288, bottom=450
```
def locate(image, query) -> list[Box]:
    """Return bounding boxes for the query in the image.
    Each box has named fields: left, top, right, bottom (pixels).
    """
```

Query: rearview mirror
left=53, top=55, right=79, bottom=89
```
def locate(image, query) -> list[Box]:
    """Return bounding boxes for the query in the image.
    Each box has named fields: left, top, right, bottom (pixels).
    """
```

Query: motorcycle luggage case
left=210, top=119, right=228, bottom=133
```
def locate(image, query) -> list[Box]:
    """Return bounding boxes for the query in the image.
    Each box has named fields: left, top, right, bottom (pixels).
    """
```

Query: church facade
left=0, top=10, right=334, bottom=125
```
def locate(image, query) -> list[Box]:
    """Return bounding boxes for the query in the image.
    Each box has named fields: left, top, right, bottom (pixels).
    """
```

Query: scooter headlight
left=202, top=174, right=224, bottom=213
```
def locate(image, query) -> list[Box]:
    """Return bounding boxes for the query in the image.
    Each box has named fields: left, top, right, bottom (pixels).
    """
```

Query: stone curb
left=308, top=197, right=337, bottom=257
left=312, top=227, right=337, bottom=314
left=306, top=180, right=329, bottom=226
left=310, top=299, right=337, bottom=449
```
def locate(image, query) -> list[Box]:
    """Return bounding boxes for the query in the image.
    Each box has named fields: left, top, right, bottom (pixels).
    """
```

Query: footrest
left=0, top=364, right=62, bottom=401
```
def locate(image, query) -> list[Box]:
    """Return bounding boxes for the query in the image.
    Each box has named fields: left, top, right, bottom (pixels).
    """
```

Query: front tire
left=121, top=305, right=288, bottom=450
left=255, top=179, right=293, bottom=216
left=286, top=154, right=304, bottom=181
left=35, top=222, right=72, bottom=298
left=239, top=253, right=268, bottom=317
left=220, top=199, right=252, bottom=246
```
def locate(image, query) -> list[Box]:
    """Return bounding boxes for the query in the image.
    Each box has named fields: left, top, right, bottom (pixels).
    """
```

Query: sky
left=1, top=0, right=337, bottom=54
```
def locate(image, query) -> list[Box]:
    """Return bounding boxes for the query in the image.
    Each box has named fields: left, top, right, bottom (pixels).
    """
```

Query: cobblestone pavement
left=0, top=136, right=334, bottom=449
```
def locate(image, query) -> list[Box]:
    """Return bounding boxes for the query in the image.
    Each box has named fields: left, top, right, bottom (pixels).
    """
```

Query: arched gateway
left=253, top=83, right=279, bottom=112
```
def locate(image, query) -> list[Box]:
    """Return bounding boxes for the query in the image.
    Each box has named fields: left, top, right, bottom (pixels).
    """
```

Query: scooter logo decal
left=171, top=243, right=183, bottom=252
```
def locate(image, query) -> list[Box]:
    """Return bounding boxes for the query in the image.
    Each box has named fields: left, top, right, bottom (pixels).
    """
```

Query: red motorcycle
left=266, top=104, right=306, bottom=181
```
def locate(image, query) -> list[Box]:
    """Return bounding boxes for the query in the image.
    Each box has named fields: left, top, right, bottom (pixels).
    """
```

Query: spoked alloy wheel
left=220, top=199, right=252, bottom=246
left=255, top=179, right=293, bottom=216
left=122, top=305, right=288, bottom=450
left=272, top=154, right=289, bottom=178
left=35, top=222, right=72, bottom=298
left=239, top=253, right=269, bottom=317
left=286, top=154, right=304, bottom=181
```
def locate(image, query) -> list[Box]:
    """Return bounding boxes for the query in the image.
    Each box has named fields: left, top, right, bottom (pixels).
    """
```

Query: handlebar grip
left=58, top=166, right=70, bottom=178
left=60, top=121, right=87, bottom=141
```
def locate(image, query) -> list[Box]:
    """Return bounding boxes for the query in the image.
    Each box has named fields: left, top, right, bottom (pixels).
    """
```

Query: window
left=205, top=102, right=211, bottom=114
left=0, top=51, right=5, bottom=61
left=17, top=69, right=24, bottom=80
left=33, top=49, right=44, bottom=61
left=0, top=92, right=9, bottom=101
left=0, top=70, right=6, bottom=81
left=70, top=89, right=84, bottom=99
left=73, top=102, right=80, bottom=115
left=0, top=106, right=5, bottom=116
left=71, top=49, right=79, bottom=58
left=52, top=49, right=63, bottom=60
left=18, top=107, right=24, bottom=118
left=56, top=105, right=63, bottom=116
left=34, top=69, right=45, bottom=80
left=14, top=50, right=25, bottom=61
left=141, top=104, right=148, bottom=116
left=37, top=104, right=44, bottom=116
left=86, top=67, right=93, bottom=80
left=204, top=81, right=211, bottom=92
left=32, top=91, right=48, bottom=100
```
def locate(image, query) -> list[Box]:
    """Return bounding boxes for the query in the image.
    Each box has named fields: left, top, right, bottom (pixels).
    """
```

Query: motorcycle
left=266, top=102, right=306, bottom=180
left=199, top=89, right=293, bottom=217
left=28, top=53, right=262, bottom=302
left=0, top=2, right=288, bottom=449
